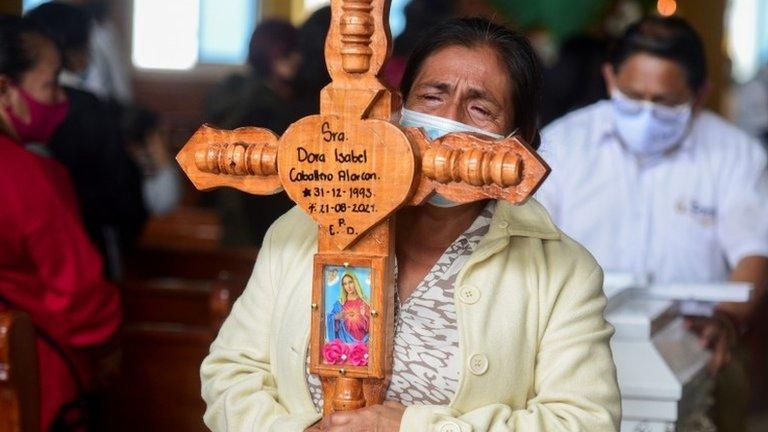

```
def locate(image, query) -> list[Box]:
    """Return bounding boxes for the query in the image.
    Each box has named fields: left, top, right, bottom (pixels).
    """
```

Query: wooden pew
left=103, top=205, right=258, bottom=430
left=104, top=272, right=245, bottom=432
left=137, top=206, right=223, bottom=251
left=0, top=311, right=40, bottom=432
left=125, top=246, right=257, bottom=282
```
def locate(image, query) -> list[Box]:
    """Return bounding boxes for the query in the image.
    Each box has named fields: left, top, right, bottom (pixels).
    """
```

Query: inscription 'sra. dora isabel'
left=275, top=111, right=418, bottom=250
left=291, top=121, right=379, bottom=238
left=175, top=0, right=549, bottom=415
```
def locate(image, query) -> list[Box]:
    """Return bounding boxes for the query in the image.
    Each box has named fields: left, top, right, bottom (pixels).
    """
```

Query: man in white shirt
left=537, top=16, right=768, bottom=431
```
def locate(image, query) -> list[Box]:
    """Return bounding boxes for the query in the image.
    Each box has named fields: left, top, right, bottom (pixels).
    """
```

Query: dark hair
left=400, top=17, right=543, bottom=149
left=609, top=16, right=706, bottom=92
left=394, top=0, right=456, bottom=57
left=24, top=2, right=92, bottom=62
left=82, top=0, right=111, bottom=24
left=120, top=104, right=159, bottom=145
left=0, top=15, right=40, bottom=82
left=294, top=6, right=331, bottom=95
left=247, top=19, right=297, bottom=77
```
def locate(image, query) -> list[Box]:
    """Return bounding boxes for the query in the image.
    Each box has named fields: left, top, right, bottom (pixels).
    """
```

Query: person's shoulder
left=63, top=85, right=102, bottom=108
left=0, top=138, right=61, bottom=210
left=543, top=101, right=610, bottom=135
left=499, top=199, right=600, bottom=272
left=0, top=137, right=43, bottom=174
left=213, top=73, right=254, bottom=94
left=539, top=227, right=604, bottom=300
left=693, top=110, right=766, bottom=160
left=540, top=101, right=611, bottom=156
left=496, top=199, right=602, bottom=298
left=263, top=205, right=317, bottom=250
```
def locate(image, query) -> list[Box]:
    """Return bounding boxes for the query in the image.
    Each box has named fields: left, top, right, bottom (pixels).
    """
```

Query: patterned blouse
left=306, top=202, right=495, bottom=411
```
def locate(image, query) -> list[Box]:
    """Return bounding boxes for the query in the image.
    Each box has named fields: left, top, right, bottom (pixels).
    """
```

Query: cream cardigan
left=200, top=200, right=621, bottom=431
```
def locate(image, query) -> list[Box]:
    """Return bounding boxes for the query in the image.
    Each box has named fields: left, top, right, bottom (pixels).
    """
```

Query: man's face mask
left=610, top=88, right=692, bottom=157
left=399, top=108, right=510, bottom=208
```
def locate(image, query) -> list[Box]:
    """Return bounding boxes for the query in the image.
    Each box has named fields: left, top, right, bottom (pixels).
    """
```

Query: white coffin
left=605, top=287, right=716, bottom=431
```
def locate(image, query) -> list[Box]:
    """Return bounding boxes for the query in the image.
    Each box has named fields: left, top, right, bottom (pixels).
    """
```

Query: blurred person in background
left=289, top=6, right=332, bottom=120
left=206, top=19, right=299, bottom=132
left=120, top=104, right=181, bottom=217
left=539, top=35, right=609, bottom=126
left=538, top=0, right=642, bottom=126
left=26, top=2, right=146, bottom=280
left=537, top=16, right=768, bottom=431
left=382, top=0, right=456, bottom=88
left=0, top=15, right=122, bottom=431
left=733, top=63, right=768, bottom=147
left=76, top=0, right=132, bottom=103
left=206, top=19, right=300, bottom=247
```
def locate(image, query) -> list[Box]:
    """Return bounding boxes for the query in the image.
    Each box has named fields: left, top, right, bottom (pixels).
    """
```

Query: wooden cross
left=177, top=0, right=548, bottom=415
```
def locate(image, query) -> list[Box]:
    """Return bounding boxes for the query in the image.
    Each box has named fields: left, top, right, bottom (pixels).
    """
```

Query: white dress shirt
left=537, top=101, right=768, bottom=284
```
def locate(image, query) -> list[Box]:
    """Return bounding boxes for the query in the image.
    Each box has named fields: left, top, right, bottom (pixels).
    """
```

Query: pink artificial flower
left=322, top=339, right=349, bottom=365
left=348, top=343, right=369, bottom=366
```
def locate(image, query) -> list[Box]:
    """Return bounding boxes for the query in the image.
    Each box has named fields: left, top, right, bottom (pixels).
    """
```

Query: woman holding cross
left=202, top=17, right=620, bottom=432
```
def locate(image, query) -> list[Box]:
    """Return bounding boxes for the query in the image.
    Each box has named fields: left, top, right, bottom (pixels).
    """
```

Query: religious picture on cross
left=322, top=265, right=372, bottom=367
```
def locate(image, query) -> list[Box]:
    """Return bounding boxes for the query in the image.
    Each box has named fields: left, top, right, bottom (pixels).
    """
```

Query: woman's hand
left=317, top=401, right=406, bottom=432
left=685, top=314, right=737, bottom=375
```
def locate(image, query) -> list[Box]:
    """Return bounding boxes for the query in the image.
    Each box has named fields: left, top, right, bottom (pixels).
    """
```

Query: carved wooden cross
left=177, top=0, right=548, bottom=415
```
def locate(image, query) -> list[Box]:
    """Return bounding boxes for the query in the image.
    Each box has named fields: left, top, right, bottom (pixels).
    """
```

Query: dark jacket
left=50, top=87, right=146, bottom=279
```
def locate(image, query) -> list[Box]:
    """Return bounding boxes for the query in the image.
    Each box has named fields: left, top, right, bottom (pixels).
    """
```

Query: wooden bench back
left=0, top=311, right=39, bottom=432
left=104, top=269, right=245, bottom=432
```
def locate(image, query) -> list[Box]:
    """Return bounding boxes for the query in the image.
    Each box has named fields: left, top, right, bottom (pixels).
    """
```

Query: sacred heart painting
left=322, top=265, right=372, bottom=367
left=311, top=254, right=389, bottom=379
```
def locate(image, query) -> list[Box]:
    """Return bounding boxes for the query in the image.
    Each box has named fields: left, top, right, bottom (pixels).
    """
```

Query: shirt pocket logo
left=675, top=198, right=717, bottom=227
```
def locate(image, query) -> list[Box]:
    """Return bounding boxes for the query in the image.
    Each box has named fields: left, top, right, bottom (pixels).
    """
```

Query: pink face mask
left=7, top=85, right=69, bottom=144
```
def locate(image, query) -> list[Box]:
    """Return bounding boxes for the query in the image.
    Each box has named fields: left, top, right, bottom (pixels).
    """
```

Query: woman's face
left=342, top=276, right=356, bottom=295
left=0, top=34, right=65, bottom=125
left=405, top=44, right=513, bottom=135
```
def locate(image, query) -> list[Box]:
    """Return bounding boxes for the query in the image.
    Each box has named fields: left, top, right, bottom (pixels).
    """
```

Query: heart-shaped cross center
left=279, top=115, right=416, bottom=250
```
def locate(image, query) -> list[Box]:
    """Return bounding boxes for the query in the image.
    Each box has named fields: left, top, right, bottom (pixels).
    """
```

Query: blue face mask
left=399, top=108, right=505, bottom=141
left=611, top=89, right=693, bottom=157
left=399, top=108, right=512, bottom=207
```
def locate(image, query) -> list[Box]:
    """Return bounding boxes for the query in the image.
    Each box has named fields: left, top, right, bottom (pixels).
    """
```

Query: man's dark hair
left=0, top=14, right=41, bottom=82
left=400, top=17, right=543, bottom=149
left=24, top=2, right=92, bottom=62
left=247, top=19, right=297, bottom=77
left=609, top=16, right=707, bottom=92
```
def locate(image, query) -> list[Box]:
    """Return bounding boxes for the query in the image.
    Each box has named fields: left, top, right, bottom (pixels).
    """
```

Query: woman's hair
left=608, top=16, right=706, bottom=92
left=247, top=19, right=297, bottom=77
left=400, top=17, right=543, bottom=149
left=0, top=15, right=39, bottom=82
left=24, top=2, right=92, bottom=61
left=339, top=273, right=369, bottom=305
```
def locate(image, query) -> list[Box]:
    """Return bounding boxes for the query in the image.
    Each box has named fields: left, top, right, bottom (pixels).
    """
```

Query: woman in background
left=119, top=104, right=181, bottom=217
left=26, top=2, right=147, bottom=280
left=206, top=19, right=300, bottom=247
left=0, top=16, right=121, bottom=430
